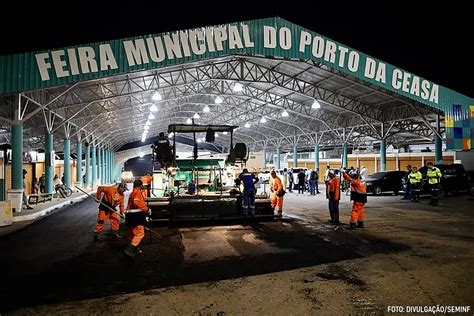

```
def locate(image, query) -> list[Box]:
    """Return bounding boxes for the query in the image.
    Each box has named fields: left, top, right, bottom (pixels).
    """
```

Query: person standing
left=287, top=169, right=293, bottom=193
left=426, top=162, right=441, bottom=206
left=239, top=168, right=259, bottom=216
left=141, top=171, right=153, bottom=197
left=22, top=169, right=33, bottom=210
left=93, top=183, right=127, bottom=240
left=282, top=168, right=288, bottom=192
left=360, top=166, right=368, bottom=180
left=402, top=165, right=413, bottom=200
left=343, top=171, right=367, bottom=229
left=315, top=168, right=320, bottom=194
left=297, top=169, right=306, bottom=194
left=327, top=171, right=340, bottom=225
left=270, top=170, right=284, bottom=217
left=409, top=166, right=422, bottom=202
left=309, top=169, right=317, bottom=195
left=39, top=173, right=45, bottom=193
left=123, top=180, right=150, bottom=258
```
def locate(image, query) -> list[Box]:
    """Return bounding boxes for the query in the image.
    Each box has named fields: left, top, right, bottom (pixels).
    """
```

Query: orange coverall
left=343, top=172, right=366, bottom=223
left=271, top=176, right=284, bottom=212
left=127, top=188, right=149, bottom=246
left=141, top=174, right=153, bottom=197
left=94, top=186, right=124, bottom=233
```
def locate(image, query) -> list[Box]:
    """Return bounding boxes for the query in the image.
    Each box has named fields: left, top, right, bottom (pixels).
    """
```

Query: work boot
left=93, top=232, right=100, bottom=241
left=357, top=221, right=364, bottom=228
left=349, top=222, right=357, bottom=230
left=123, top=244, right=136, bottom=258
left=278, top=210, right=283, bottom=217
left=112, top=231, right=122, bottom=239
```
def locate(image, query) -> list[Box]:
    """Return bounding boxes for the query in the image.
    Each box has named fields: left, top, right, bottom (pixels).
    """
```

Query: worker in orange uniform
left=93, top=183, right=127, bottom=240
left=343, top=170, right=367, bottom=229
left=141, top=171, right=153, bottom=197
left=270, top=170, right=285, bottom=217
left=123, top=179, right=150, bottom=258
left=327, top=170, right=341, bottom=225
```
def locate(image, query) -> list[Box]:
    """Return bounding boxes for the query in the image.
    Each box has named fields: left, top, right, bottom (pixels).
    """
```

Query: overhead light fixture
left=149, top=104, right=158, bottom=112
left=151, top=91, right=162, bottom=101
left=148, top=113, right=155, bottom=120
left=144, top=125, right=149, bottom=130
left=141, top=136, right=146, bottom=142
left=193, top=113, right=200, bottom=119
left=312, top=100, right=321, bottom=109
left=168, top=132, right=174, bottom=139
left=215, top=96, right=223, bottom=104
left=260, top=117, right=267, bottom=123
left=222, top=131, right=228, bottom=135
left=146, top=120, right=151, bottom=126
left=233, top=83, right=243, bottom=92
left=245, top=122, right=251, bottom=128
left=186, top=118, right=192, bottom=124
left=215, top=132, right=219, bottom=137
left=197, top=138, right=202, bottom=143
left=281, top=110, right=289, bottom=117
left=203, top=105, right=210, bottom=113
left=139, top=152, right=144, bottom=158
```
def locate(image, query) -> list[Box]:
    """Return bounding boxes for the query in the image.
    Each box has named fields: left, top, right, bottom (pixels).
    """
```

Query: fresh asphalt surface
left=0, top=196, right=411, bottom=312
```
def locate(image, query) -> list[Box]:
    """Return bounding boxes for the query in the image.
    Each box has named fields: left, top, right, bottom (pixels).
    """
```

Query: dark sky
left=1, top=1, right=472, bottom=97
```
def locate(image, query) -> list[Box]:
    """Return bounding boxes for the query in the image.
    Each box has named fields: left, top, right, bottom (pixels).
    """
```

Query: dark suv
left=418, top=164, right=474, bottom=196
left=364, top=171, right=407, bottom=195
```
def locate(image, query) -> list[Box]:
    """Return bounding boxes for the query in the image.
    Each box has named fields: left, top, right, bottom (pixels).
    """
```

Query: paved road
left=0, top=197, right=369, bottom=312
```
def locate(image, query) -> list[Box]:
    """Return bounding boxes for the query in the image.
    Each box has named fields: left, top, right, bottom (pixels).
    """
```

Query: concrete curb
left=12, top=195, right=90, bottom=222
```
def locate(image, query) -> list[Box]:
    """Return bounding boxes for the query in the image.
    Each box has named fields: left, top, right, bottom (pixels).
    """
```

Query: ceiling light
left=146, top=121, right=151, bottom=126
left=139, top=152, right=144, bottom=158
left=260, top=117, right=267, bottom=123
left=281, top=110, right=289, bottom=117
left=186, top=118, right=192, bottom=124
left=197, top=138, right=202, bottom=143
left=151, top=91, right=162, bottom=101
left=312, top=100, right=321, bottom=109
left=148, top=113, right=155, bottom=120
left=141, top=136, right=146, bottom=142
left=144, top=125, right=149, bottom=130
left=222, top=131, right=228, bottom=135
left=149, top=104, right=158, bottom=112
left=193, top=113, right=200, bottom=119
left=203, top=105, right=210, bottom=113
left=245, top=122, right=251, bottom=128
left=215, top=132, right=219, bottom=137
left=168, top=133, right=173, bottom=139
left=233, top=83, right=243, bottom=92
left=215, top=96, right=223, bottom=104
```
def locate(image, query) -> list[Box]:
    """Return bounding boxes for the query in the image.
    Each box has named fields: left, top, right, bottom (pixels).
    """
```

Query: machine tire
left=373, top=186, right=382, bottom=196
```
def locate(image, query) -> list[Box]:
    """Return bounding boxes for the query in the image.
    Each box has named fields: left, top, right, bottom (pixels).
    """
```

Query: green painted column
left=45, top=133, right=54, bottom=194
left=97, top=147, right=102, bottom=185
left=11, top=125, right=23, bottom=190
left=293, top=146, right=298, bottom=168
left=380, top=139, right=386, bottom=172
left=342, top=143, right=348, bottom=169
left=63, top=138, right=71, bottom=189
left=314, top=144, right=319, bottom=171
left=276, top=147, right=281, bottom=170
left=262, top=148, right=266, bottom=169
left=107, top=150, right=111, bottom=183
left=435, top=135, right=443, bottom=164
left=85, top=143, right=91, bottom=189
left=101, top=148, right=105, bottom=184
left=91, top=146, right=97, bottom=188
left=76, top=142, right=82, bottom=187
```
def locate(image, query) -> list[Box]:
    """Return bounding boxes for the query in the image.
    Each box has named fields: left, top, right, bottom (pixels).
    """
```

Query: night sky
left=1, top=1, right=471, bottom=97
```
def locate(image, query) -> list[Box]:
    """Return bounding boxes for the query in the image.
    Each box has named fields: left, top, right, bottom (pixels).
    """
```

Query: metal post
left=314, top=144, right=319, bottom=171
left=276, top=147, right=281, bottom=170
left=435, top=114, right=442, bottom=164
left=104, top=149, right=108, bottom=184
left=63, top=138, right=71, bottom=189
left=11, top=124, right=23, bottom=190
left=85, top=143, right=91, bottom=189
left=380, top=139, right=386, bottom=172
left=342, top=143, right=348, bottom=168
left=45, top=133, right=54, bottom=194
left=76, top=141, right=82, bottom=188
left=97, top=147, right=102, bottom=186
left=91, top=145, right=97, bottom=188
left=262, top=148, right=266, bottom=169
left=293, top=146, right=298, bottom=168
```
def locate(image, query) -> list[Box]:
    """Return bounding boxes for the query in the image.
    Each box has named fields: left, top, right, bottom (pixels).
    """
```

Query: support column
left=63, top=138, right=71, bottom=189
left=262, top=148, right=266, bottom=169
left=435, top=135, right=442, bottom=164
left=101, top=148, right=105, bottom=184
left=91, top=145, right=97, bottom=188
left=342, top=143, right=348, bottom=168
left=85, top=143, right=91, bottom=189
left=106, top=149, right=110, bottom=184
left=314, top=144, right=319, bottom=171
left=293, top=146, right=298, bottom=168
left=97, top=147, right=102, bottom=186
left=45, top=133, right=54, bottom=194
left=76, top=142, right=82, bottom=188
left=276, top=147, right=281, bottom=170
left=11, top=125, right=23, bottom=190
left=380, top=139, right=386, bottom=172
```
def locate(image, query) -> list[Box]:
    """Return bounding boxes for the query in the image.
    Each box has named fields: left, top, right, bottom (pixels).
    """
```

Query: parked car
left=291, top=168, right=308, bottom=190
left=364, top=170, right=407, bottom=195
left=418, top=164, right=474, bottom=196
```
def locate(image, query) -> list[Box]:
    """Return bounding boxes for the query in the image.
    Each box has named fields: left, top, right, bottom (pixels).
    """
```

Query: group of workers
left=402, top=162, right=441, bottom=205
left=93, top=179, right=151, bottom=258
